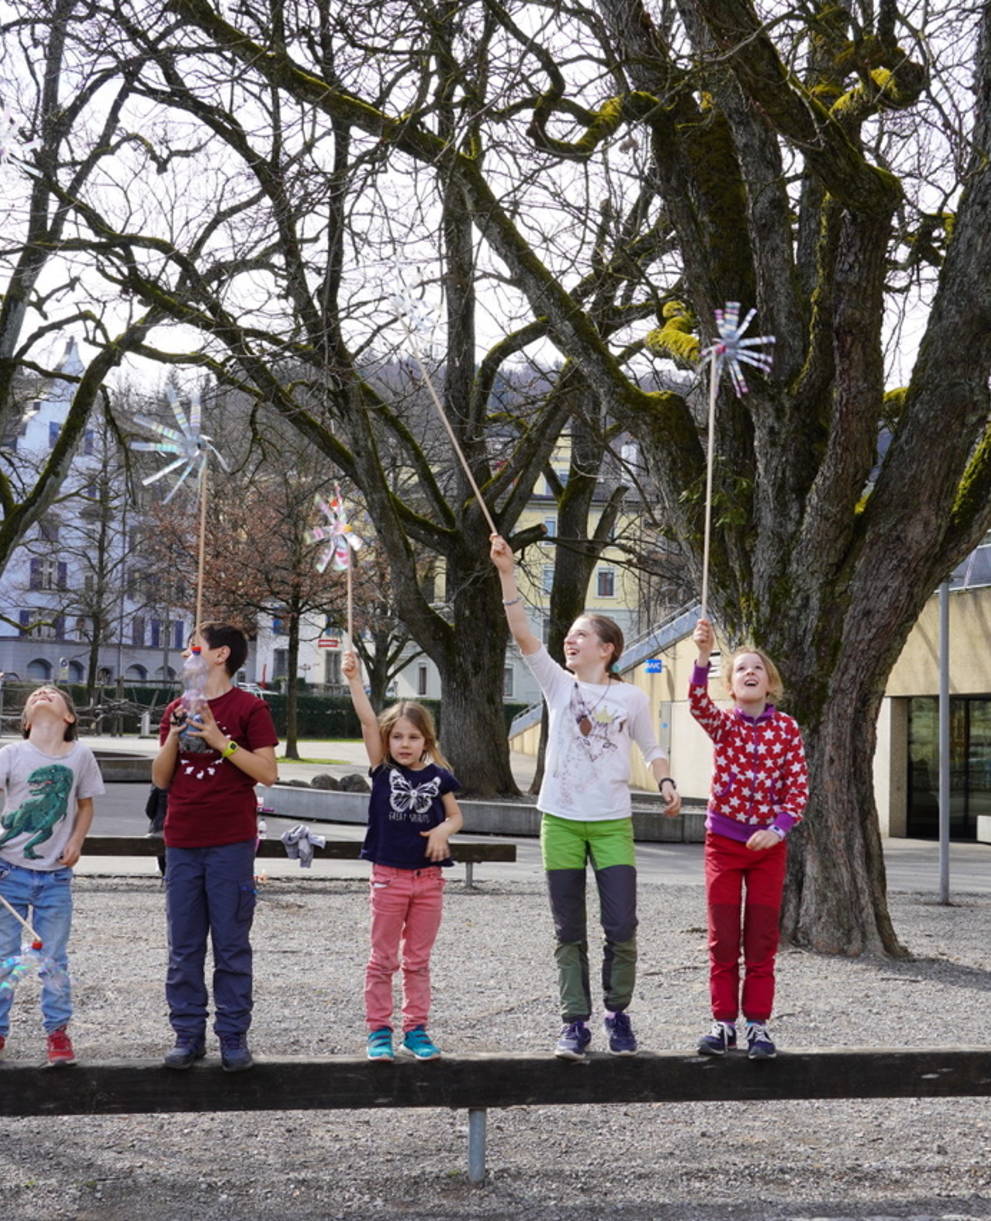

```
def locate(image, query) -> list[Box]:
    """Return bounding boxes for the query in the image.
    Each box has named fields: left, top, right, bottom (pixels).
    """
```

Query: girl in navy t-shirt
left=343, top=651, right=463, bottom=1063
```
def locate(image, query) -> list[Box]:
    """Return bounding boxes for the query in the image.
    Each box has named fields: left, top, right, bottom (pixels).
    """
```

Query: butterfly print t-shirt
left=159, top=687, right=279, bottom=849
left=360, top=761, right=461, bottom=869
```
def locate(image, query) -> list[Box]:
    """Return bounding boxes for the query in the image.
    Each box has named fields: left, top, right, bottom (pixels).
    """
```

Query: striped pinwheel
left=131, top=387, right=227, bottom=504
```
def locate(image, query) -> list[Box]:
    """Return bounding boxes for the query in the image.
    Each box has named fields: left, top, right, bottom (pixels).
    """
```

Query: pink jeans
left=364, top=863, right=445, bottom=1032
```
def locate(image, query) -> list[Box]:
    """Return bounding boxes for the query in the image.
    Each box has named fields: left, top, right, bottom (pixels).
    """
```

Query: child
left=153, top=623, right=279, bottom=1072
left=689, top=618, right=808, bottom=1060
left=0, top=685, right=104, bottom=1066
left=342, top=650, right=463, bottom=1063
left=490, top=534, right=681, bottom=1060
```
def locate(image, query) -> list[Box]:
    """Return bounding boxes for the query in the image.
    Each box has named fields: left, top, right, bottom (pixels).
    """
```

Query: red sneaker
left=46, top=1026, right=76, bottom=1067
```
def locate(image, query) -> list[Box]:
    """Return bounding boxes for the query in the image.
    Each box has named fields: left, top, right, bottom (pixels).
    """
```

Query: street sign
left=644, top=658, right=663, bottom=674
left=318, top=636, right=341, bottom=649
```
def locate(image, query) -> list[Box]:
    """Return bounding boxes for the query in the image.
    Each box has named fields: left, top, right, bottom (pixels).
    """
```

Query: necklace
left=573, top=680, right=611, bottom=736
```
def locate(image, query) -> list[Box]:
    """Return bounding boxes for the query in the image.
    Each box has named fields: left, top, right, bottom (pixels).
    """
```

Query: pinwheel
left=307, top=486, right=363, bottom=644
left=0, top=104, right=39, bottom=169
left=699, top=303, right=775, bottom=617
left=132, top=386, right=228, bottom=636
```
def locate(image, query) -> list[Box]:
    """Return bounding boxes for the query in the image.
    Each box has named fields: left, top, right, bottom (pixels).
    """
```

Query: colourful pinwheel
left=307, top=490, right=363, bottom=574
left=131, top=387, right=227, bottom=504
left=702, top=301, right=775, bottom=397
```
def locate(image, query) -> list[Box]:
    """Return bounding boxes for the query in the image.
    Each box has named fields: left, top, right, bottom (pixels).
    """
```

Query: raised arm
left=489, top=533, right=541, bottom=656
left=342, top=650, right=384, bottom=768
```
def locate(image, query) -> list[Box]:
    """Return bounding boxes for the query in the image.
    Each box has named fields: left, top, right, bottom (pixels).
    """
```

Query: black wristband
left=658, top=777, right=677, bottom=789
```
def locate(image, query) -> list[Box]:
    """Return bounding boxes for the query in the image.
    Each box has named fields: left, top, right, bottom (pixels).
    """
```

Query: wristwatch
left=221, top=739, right=239, bottom=759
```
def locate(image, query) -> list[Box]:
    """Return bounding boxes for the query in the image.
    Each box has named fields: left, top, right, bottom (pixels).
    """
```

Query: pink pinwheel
left=307, top=491, right=363, bottom=574
left=703, top=301, right=775, bottom=397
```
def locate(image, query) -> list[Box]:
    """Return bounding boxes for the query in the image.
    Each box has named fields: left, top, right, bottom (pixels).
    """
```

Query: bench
left=1, top=1049, right=988, bottom=1183
left=82, top=835, right=516, bottom=888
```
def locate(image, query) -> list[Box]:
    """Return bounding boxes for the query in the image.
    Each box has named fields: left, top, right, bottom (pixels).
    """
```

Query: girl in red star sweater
left=689, top=618, right=808, bottom=1060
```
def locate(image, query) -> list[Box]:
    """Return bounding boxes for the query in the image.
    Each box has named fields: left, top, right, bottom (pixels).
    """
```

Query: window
left=416, top=665, right=428, bottom=696
left=543, top=517, right=557, bottom=538
left=54, top=615, right=66, bottom=638
left=83, top=429, right=95, bottom=456
left=324, top=651, right=342, bottom=685
left=596, top=568, right=616, bottom=598
left=38, top=517, right=59, bottom=542
left=74, top=616, right=87, bottom=641
left=541, top=617, right=551, bottom=645
left=29, top=557, right=66, bottom=591
left=542, top=565, right=554, bottom=594
left=132, top=616, right=145, bottom=647
left=18, top=610, right=31, bottom=637
left=49, top=421, right=60, bottom=448
left=150, top=619, right=161, bottom=648
left=172, top=620, right=184, bottom=649
left=503, top=666, right=514, bottom=698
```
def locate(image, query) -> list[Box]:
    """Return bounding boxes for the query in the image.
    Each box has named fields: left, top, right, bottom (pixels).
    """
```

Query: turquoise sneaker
left=400, top=1027, right=441, bottom=1060
left=366, top=1027, right=395, bottom=1062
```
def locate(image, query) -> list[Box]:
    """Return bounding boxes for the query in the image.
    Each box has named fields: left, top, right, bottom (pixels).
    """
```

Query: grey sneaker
left=697, top=1020, right=737, bottom=1056
left=164, top=1034, right=206, bottom=1070
left=554, top=1020, right=592, bottom=1061
left=219, top=1032, right=254, bottom=1072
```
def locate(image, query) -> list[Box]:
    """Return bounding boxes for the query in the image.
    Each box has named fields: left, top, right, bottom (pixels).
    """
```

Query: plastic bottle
left=178, top=645, right=211, bottom=753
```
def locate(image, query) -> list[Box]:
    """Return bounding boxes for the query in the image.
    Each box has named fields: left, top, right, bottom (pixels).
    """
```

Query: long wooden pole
left=195, top=460, right=208, bottom=639
left=700, top=350, right=718, bottom=620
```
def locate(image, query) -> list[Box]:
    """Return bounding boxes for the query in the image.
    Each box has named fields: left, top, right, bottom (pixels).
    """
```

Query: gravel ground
left=2, top=872, right=990, bottom=1221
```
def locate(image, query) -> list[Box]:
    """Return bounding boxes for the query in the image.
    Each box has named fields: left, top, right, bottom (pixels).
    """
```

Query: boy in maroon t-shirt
left=153, top=622, right=279, bottom=1071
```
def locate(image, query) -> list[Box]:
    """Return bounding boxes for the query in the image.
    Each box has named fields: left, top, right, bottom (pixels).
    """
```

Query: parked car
left=238, top=682, right=273, bottom=697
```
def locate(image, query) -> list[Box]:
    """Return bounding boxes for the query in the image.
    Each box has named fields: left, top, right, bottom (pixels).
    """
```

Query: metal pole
left=938, top=581, right=950, bottom=905
left=467, top=1107, right=487, bottom=1184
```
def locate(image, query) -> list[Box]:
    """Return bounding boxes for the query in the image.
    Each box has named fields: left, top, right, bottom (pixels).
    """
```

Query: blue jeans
left=165, top=840, right=256, bottom=1039
left=0, top=861, right=73, bottom=1035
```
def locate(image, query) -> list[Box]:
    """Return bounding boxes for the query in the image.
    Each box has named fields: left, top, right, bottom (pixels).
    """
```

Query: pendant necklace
left=574, top=679, right=611, bottom=737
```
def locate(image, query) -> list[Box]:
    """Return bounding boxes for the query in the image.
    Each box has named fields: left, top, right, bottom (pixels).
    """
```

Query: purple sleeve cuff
left=691, top=663, right=710, bottom=685
left=773, top=811, right=798, bottom=837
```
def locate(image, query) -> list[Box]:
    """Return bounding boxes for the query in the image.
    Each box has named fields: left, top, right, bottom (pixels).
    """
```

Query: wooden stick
left=346, top=559, right=354, bottom=650
left=700, top=349, right=718, bottom=620
left=409, top=344, right=499, bottom=536
left=195, top=459, right=209, bottom=639
left=0, top=891, right=42, bottom=946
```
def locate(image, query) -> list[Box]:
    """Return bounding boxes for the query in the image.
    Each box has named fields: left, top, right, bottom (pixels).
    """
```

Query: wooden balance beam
left=2, top=1049, right=988, bottom=1183
left=82, top=835, right=516, bottom=887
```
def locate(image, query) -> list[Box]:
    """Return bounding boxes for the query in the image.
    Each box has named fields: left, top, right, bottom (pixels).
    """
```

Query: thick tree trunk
left=283, top=610, right=301, bottom=759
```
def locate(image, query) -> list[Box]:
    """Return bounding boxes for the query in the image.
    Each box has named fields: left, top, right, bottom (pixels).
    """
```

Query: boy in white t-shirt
left=0, top=686, right=104, bottom=1065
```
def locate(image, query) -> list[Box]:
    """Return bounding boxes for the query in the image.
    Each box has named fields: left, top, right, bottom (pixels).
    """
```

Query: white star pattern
left=689, top=676, right=808, bottom=830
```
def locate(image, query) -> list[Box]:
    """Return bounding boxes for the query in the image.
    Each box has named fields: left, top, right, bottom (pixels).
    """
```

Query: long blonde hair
left=378, top=700, right=452, bottom=769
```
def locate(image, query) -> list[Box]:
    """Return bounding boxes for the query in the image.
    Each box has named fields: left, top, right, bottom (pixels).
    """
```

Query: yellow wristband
left=221, top=739, right=239, bottom=759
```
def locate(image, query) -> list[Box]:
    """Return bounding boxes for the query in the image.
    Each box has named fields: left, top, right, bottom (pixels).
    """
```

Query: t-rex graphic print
left=0, top=763, right=74, bottom=859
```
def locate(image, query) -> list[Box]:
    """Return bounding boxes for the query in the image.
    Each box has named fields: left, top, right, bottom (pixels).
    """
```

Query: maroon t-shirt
left=159, top=687, right=279, bottom=849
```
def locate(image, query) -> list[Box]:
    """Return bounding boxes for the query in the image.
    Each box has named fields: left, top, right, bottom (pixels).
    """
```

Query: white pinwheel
left=702, top=301, right=776, bottom=397
left=131, top=387, right=228, bottom=503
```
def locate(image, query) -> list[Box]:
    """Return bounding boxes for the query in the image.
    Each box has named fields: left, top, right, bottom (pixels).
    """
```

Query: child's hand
left=489, top=533, right=514, bottom=574
left=341, top=651, right=359, bottom=682
left=660, top=779, right=682, bottom=817
left=693, top=618, right=714, bottom=661
left=746, top=829, right=782, bottom=851
left=59, top=839, right=84, bottom=868
left=420, top=823, right=453, bottom=861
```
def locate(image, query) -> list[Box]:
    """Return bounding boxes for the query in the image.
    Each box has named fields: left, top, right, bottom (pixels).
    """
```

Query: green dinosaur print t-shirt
left=0, top=740, right=105, bottom=871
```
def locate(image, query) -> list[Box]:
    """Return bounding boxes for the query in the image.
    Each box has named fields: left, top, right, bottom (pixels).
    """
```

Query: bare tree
left=21, top=0, right=991, bottom=955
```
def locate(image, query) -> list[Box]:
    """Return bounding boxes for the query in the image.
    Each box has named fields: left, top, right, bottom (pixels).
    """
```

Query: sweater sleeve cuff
left=691, top=662, right=710, bottom=685
left=773, top=811, right=798, bottom=837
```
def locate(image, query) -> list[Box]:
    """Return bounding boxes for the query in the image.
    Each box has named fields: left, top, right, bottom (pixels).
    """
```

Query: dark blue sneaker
left=163, top=1033, right=206, bottom=1070
left=745, top=1021, right=776, bottom=1060
left=400, top=1027, right=441, bottom=1060
left=219, top=1032, right=254, bottom=1072
left=366, top=1027, right=395, bottom=1062
left=697, top=1020, right=737, bottom=1056
left=603, top=1010, right=638, bottom=1055
left=554, top=1020, right=592, bottom=1061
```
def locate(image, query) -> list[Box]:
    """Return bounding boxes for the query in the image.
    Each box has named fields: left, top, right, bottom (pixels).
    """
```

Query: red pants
left=704, top=831, right=787, bottom=1022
